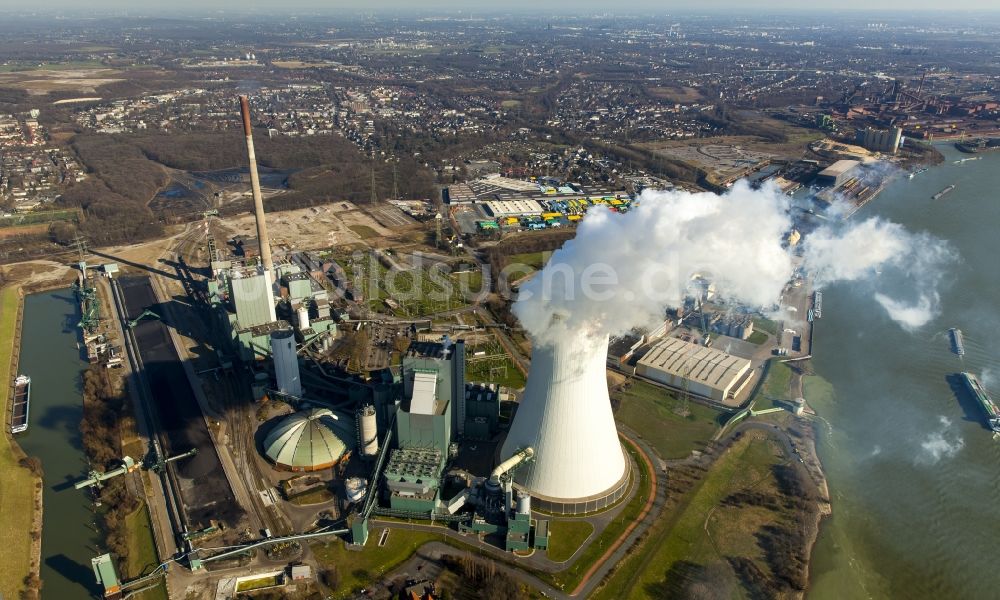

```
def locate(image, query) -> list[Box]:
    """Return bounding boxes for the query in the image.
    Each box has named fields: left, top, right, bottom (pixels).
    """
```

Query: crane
left=127, top=308, right=161, bottom=328
left=74, top=448, right=198, bottom=490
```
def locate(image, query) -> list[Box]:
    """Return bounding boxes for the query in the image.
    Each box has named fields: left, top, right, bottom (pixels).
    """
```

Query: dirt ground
left=215, top=201, right=420, bottom=254
left=0, top=260, right=75, bottom=288
left=0, top=68, right=124, bottom=95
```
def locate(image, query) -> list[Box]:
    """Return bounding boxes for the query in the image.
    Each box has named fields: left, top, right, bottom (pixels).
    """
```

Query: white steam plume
left=513, top=181, right=950, bottom=346
left=916, top=416, right=965, bottom=465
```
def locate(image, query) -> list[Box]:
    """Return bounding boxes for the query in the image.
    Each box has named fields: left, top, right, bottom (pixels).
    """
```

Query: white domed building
left=262, top=408, right=353, bottom=472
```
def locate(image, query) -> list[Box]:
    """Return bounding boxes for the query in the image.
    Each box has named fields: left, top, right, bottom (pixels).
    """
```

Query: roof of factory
left=817, top=159, right=860, bottom=177
left=262, top=408, right=351, bottom=470
left=637, top=337, right=751, bottom=390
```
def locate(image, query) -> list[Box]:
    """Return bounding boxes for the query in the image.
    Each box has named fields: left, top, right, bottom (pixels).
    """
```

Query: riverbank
left=807, top=143, right=1000, bottom=598
left=0, top=285, right=42, bottom=599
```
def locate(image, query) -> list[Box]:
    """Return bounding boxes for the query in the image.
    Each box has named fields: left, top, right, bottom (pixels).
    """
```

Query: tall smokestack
left=500, top=331, right=629, bottom=514
left=239, top=95, right=273, bottom=273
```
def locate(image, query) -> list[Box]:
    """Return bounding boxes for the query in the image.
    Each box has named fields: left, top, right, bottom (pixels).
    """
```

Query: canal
left=17, top=289, right=101, bottom=599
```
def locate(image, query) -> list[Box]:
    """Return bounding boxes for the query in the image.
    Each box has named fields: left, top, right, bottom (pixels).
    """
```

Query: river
left=808, top=144, right=1000, bottom=599
left=17, top=289, right=101, bottom=599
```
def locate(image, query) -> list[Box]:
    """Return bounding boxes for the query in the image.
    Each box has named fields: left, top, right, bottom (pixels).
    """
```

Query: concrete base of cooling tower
left=516, top=456, right=632, bottom=516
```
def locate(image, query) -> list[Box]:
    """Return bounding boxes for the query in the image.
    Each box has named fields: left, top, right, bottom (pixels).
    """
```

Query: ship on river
left=948, top=328, right=965, bottom=356
left=955, top=138, right=1000, bottom=154
left=932, top=185, right=955, bottom=200
left=958, top=372, right=1000, bottom=434
left=9, top=374, right=30, bottom=434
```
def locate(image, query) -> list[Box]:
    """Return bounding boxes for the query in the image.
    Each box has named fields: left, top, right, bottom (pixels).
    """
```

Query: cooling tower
left=500, top=333, right=629, bottom=514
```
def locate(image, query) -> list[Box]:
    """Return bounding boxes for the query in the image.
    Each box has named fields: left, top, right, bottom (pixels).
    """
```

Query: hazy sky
left=0, top=0, right=997, bottom=13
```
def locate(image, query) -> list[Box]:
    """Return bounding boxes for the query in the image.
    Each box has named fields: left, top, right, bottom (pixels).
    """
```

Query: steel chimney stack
left=239, top=95, right=273, bottom=273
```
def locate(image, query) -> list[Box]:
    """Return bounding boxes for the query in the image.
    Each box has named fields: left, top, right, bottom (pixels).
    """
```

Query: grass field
left=289, top=488, right=334, bottom=505
left=752, top=316, right=779, bottom=335
left=613, top=380, right=725, bottom=460
left=124, top=503, right=168, bottom=600
left=747, top=330, right=769, bottom=345
left=546, top=520, right=594, bottom=562
left=508, top=251, right=550, bottom=271
left=0, top=208, right=80, bottom=229
left=749, top=360, right=797, bottom=412
left=349, top=225, right=381, bottom=240
left=312, top=529, right=445, bottom=598
left=0, top=286, right=36, bottom=600
left=595, top=433, right=788, bottom=599
left=0, top=60, right=105, bottom=73
left=236, top=574, right=284, bottom=592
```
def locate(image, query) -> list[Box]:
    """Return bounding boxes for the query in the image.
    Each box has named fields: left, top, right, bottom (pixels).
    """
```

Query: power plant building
left=262, top=408, right=354, bottom=472
left=270, top=327, right=301, bottom=398
left=635, top=337, right=753, bottom=402
left=815, top=159, right=860, bottom=188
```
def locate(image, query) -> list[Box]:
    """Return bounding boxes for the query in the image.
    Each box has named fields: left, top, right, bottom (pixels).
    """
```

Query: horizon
left=1, top=1, right=1000, bottom=15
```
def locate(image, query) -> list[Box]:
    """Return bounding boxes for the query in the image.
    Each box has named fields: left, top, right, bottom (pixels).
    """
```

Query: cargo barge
left=932, top=185, right=955, bottom=200
left=10, top=374, right=30, bottom=434
left=955, top=138, right=1000, bottom=154
left=959, top=372, right=1000, bottom=433
left=813, top=291, right=823, bottom=319
left=948, top=328, right=965, bottom=356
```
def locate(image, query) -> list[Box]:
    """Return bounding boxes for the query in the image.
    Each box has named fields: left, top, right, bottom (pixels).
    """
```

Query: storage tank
left=262, top=408, right=347, bottom=471
left=270, top=327, right=302, bottom=397
left=357, top=404, right=378, bottom=457
left=517, top=495, right=531, bottom=515
left=500, top=332, right=628, bottom=515
left=297, top=304, right=310, bottom=330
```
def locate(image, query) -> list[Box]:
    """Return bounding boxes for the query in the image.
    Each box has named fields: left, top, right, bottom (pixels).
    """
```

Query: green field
left=547, top=441, right=651, bottom=590
left=124, top=504, right=168, bottom=600
left=752, top=316, right=779, bottom=335
left=0, top=286, right=37, bottom=600
left=613, top=380, right=725, bottom=460
left=747, top=330, right=769, bottom=345
left=546, top=520, right=594, bottom=562
left=595, top=433, right=789, bottom=599
left=753, top=360, right=795, bottom=412
left=0, top=60, right=105, bottom=73
left=312, top=529, right=445, bottom=597
left=348, top=225, right=381, bottom=240
left=0, top=209, right=80, bottom=229
left=508, top=252, right=550, bottom=271
left=236, top=574, right=283, bottom=592
left=289, top=488, right=334, bottom=505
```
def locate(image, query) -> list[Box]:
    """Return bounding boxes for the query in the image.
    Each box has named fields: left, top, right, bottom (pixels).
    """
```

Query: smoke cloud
left=513, top=181, right=951, bottom=346
left=916, top=416, right=965, bottom=465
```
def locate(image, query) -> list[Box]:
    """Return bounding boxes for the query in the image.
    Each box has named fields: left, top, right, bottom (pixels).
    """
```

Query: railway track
left=164, top=221, right=291, bottom=538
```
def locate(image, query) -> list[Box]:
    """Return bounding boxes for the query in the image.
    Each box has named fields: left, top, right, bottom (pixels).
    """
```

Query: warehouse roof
left=817, top=159, right=860, bottom=178
left=637, top=337, right=751, bottom=390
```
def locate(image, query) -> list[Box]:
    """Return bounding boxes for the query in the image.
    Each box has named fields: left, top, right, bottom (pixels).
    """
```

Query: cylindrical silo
left=271, top=327, right=302, bottom=398
left=297, top=305, right=310, bottom=330
left=517, top=495, right=531, bottom=516
left=357, top=404, right=378, bottom=458
left=499, top=332, right=628, bottom=515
